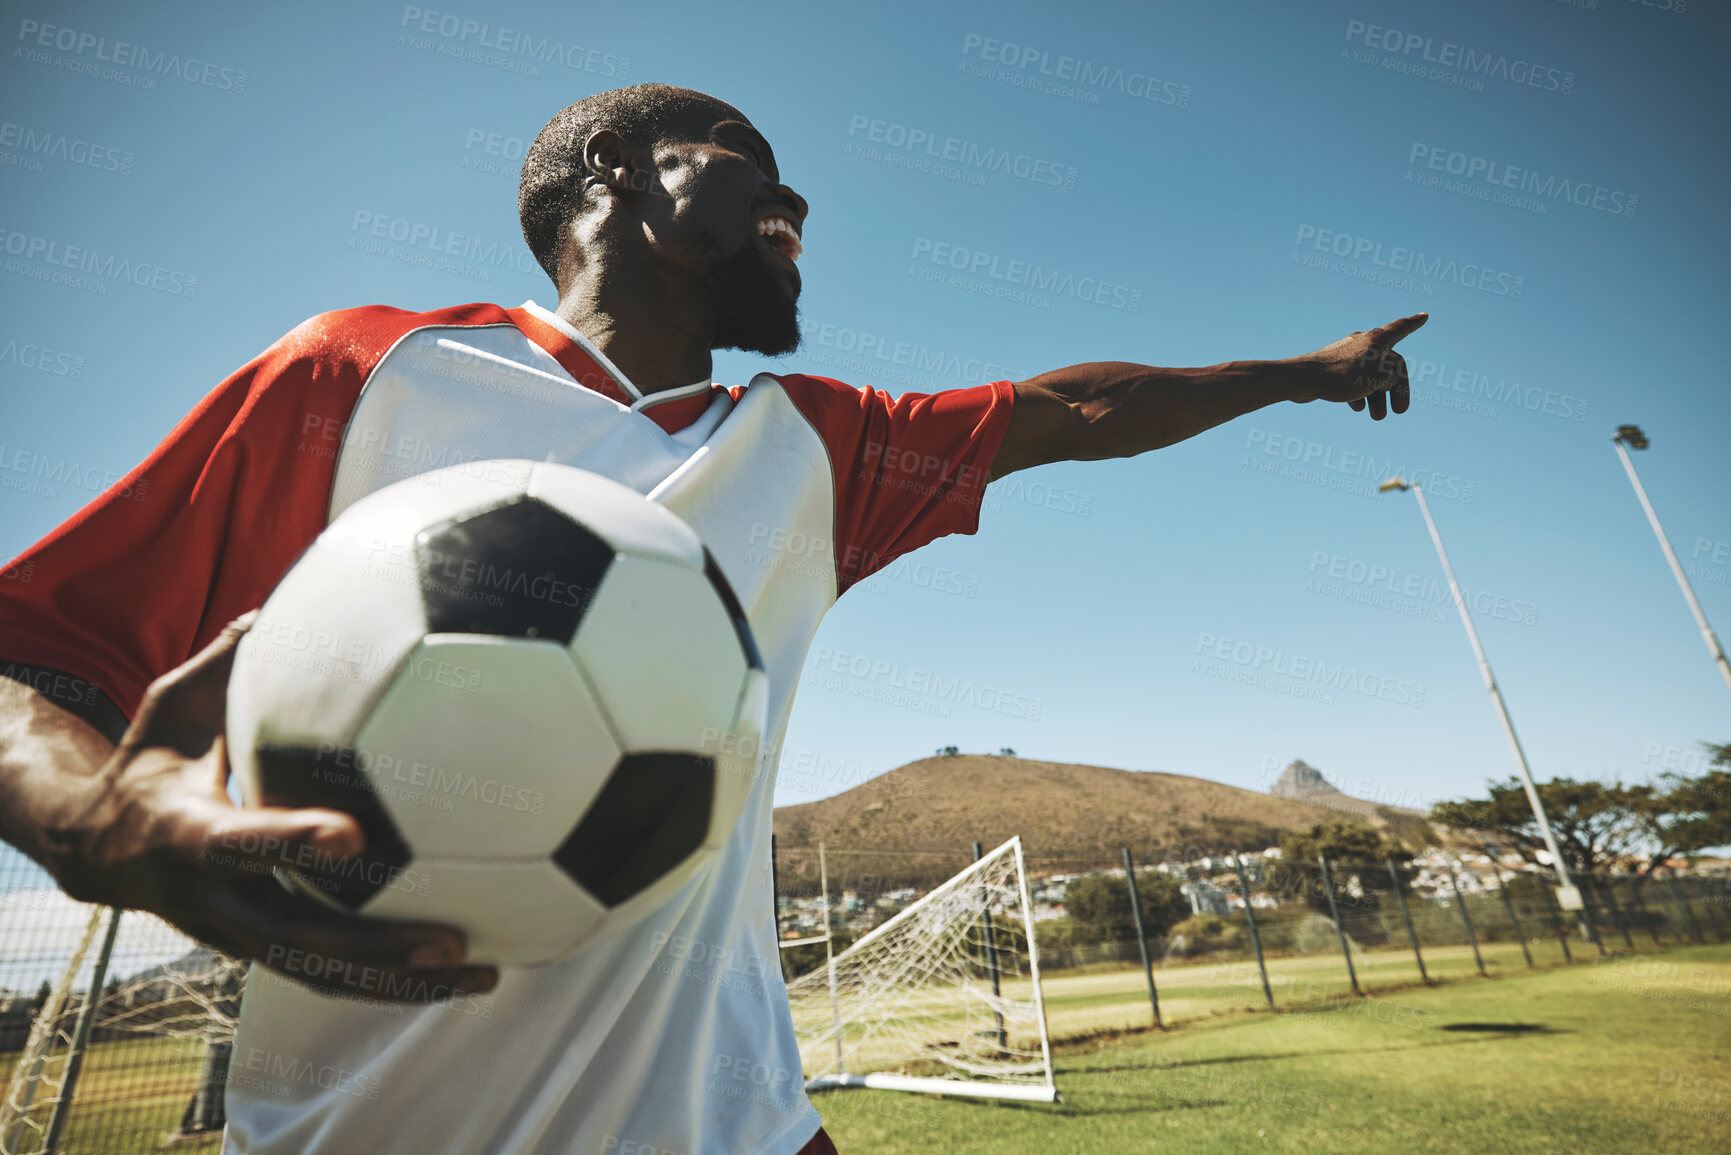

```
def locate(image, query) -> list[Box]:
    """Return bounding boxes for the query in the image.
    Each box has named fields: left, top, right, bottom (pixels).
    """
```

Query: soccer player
left=0, top=84, right=1425, bottom=1153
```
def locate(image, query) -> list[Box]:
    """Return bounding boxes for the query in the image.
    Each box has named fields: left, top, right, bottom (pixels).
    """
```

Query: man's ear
left=582, top=129, right=662, bottom=197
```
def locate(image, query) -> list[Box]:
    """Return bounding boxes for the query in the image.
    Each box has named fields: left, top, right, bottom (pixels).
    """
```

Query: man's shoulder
left=273, top=301, right=523, bottom=364
left=753, top=370, right=869, bottom=412
left=758, top=370, right=859, bottom=394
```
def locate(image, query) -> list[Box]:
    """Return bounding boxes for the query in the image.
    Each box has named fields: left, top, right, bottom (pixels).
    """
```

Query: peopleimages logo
left=1243, top=427, right=1475, bottom=503
left=16, top=18, right=249, bottom=92
left=0, top=337, right=84, bottom=378
left=1408, top=143, right=1636, bottom=219
left=1292, top=224, right=1525, bottom=299
left=0, top=228, right=199, bottom=297
left=398, top=7, right=629, bottom=78
left=1409, top=354, right=1589, bottom=423
left=846, top=115, right=1078, bottom=189
left=911, top=237, right=1142, bottom=311
left=0, top=121, right=133, bottom=175
left=1193, top=632, right=1426, bottom=709
left=959, top=33, right=1192, bottom=108
left=1342, top=19, right=1575, bottom=95
left=348, top=210, right=538, bottom=281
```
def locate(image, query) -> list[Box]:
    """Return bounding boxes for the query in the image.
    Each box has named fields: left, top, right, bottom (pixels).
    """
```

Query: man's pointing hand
left=1288, top=312, right=1429, bottom=421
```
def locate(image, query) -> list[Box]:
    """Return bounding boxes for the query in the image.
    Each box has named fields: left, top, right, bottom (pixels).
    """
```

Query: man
left=0, top=83, right=1424, bottom=1152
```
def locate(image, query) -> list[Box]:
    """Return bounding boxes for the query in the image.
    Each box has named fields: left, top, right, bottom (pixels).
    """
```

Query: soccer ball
left=226, top=460, right=768, bottom=966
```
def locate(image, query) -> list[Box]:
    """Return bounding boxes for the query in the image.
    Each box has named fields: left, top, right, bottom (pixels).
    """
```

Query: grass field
left=0, top=1033, right=220, bottom=1154
left=799, top=933, right=1581, bottom=1074
left=3, top=940, right=1723, bottom=1151
left=816, top=941, right=1731, bottom=1154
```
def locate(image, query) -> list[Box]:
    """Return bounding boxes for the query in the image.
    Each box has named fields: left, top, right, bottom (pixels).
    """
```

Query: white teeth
left=757, top=217, right=802, bottom=261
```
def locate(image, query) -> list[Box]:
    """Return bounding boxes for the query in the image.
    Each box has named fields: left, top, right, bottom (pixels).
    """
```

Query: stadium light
left=1379, top=478, right=1588, bottom=923
left=1610, top=425, right=1731, bottom=698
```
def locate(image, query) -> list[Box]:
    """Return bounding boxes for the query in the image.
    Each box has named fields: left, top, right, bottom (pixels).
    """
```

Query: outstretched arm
left=987, top=313, right=1428, bottom=480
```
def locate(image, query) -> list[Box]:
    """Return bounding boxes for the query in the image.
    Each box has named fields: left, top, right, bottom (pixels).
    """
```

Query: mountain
left=771, top=754, right=1351, bottom=892
left=1268, top=759, right=1433, bottom=841
left=1269, top=759, right=1384, bottom=819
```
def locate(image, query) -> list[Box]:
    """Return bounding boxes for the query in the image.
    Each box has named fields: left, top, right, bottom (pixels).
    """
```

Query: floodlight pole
left=1611, top=431, right=1731, bottom=698
left=1381, top=480, right=1582, bottom=911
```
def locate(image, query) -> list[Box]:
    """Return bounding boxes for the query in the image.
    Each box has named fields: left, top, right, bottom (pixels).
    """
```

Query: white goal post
left=782, top=836, right=1058, bottom=1104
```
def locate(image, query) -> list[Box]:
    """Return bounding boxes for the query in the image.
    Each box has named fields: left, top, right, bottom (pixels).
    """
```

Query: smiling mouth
left=756, top=214, right=803, bottom=263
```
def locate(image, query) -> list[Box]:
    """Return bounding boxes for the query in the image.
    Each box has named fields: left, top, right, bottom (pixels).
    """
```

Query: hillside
left=772, top=755, right=1348, bottom=892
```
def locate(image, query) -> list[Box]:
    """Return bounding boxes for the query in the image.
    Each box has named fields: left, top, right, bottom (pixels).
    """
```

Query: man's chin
left=701, top=243, right=804, bottom=358
left=713, top=298, right=802, bottom=358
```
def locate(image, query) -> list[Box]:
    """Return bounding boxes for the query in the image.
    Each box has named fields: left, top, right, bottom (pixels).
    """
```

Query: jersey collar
left=511, top=301, right=725, bottom=434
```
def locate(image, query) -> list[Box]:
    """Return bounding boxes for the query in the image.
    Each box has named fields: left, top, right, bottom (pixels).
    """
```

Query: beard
left=696, top=234, right=802, bottom=357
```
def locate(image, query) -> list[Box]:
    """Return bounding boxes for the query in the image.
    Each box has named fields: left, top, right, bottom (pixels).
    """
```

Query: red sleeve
left=0, top=304, right=504, bottom=720
left=773, top=374, right=1016, bottom=596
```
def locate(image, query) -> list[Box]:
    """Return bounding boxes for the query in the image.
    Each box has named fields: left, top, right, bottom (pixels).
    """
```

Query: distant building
left=1180, top=879, right=1232, bottom=916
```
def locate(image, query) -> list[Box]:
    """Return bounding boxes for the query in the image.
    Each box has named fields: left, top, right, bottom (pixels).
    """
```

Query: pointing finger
left=1370, top=313, right=1429, bottom=346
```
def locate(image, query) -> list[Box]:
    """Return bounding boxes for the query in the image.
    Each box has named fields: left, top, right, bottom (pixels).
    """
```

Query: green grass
left=0, top=1034, right=221, bottom=1154
left=6, top=941, right=1725, bottom=1152
left=816, top=942, right=1731, bottom=1154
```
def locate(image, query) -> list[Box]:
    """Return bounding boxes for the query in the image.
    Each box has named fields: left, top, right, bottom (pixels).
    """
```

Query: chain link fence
left=0, top=842, right=1726, bottom=1151
left=772, top=842, right=1731, bottom=1039
left=0, top=852, right=235, bottom=1155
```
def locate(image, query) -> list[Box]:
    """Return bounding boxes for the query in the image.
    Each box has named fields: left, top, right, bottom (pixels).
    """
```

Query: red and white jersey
left=0, top=299, right=1014, bottom=1155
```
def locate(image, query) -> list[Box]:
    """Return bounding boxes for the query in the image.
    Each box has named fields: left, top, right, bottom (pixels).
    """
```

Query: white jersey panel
left=226, top=332, right=838, bottom=1154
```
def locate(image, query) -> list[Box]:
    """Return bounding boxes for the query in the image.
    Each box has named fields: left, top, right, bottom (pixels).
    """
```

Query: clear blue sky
left=3, top=0, right=1727, bottom=831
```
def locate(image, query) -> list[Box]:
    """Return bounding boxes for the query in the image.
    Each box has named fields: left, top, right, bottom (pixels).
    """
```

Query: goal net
left=783, top=836, right=1057, bottom=1103
left=0, top=887, right=245, bottom=1155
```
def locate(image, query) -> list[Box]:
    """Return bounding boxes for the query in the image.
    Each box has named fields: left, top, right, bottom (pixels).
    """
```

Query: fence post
left=1233, top=853, right=1274, bottom=1008
left=973, top=842, right=1007, bottom=1050
left=1625, top=876, right=1665, bottom=945
left=177, top=1039, right=233, bottom=1137
left=1595, top=875, right=1636, bottom=950
left=1697, top=878, right=1727, bottom=937
left=1386, top=858, right=1429, bottom=983
left=1316, top=856, right=1361, bottom=995
left=42, top=907, right=122, bottom=1155
left=1538, top=881, right=1573, bottom=964
left=1483, top=850, right=1533, bottom=968
left=1121, top=848, right=1163, bottom=1028
left=1446, top=860, right=1487, bottom=976
left=1664, top=873, right=1704, bottom=944
left=771, top=834, right=788, bottom=981
left=1572, top=878, right=1608, bottom=954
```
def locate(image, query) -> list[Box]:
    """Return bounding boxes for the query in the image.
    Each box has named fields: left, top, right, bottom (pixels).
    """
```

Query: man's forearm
left=1040, top=359, right=1300, bottom=459
left=0, top=680, right=114, bottom=874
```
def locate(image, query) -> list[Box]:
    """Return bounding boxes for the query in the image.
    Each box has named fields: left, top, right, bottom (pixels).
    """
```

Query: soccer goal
left=783, top=836, right=1058, bottom=1104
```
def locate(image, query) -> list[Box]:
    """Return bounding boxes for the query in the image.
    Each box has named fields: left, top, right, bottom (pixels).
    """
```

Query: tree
left=1276, top=819, right=1409, bottom=918
left=1062, top=870, right=1189, bottom=946
left=1431, top=777, right=1646, bottom=875
left=1279, top=818, right=1403, bottom=864
left=1631, top=741, right=1731, bottom=870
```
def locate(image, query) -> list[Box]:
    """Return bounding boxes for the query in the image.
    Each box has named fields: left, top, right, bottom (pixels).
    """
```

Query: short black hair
left=518, top=84, right=741, bottom=283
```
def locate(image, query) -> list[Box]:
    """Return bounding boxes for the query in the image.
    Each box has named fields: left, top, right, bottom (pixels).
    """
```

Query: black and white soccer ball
left=226, top=460, right=768, bottom=966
